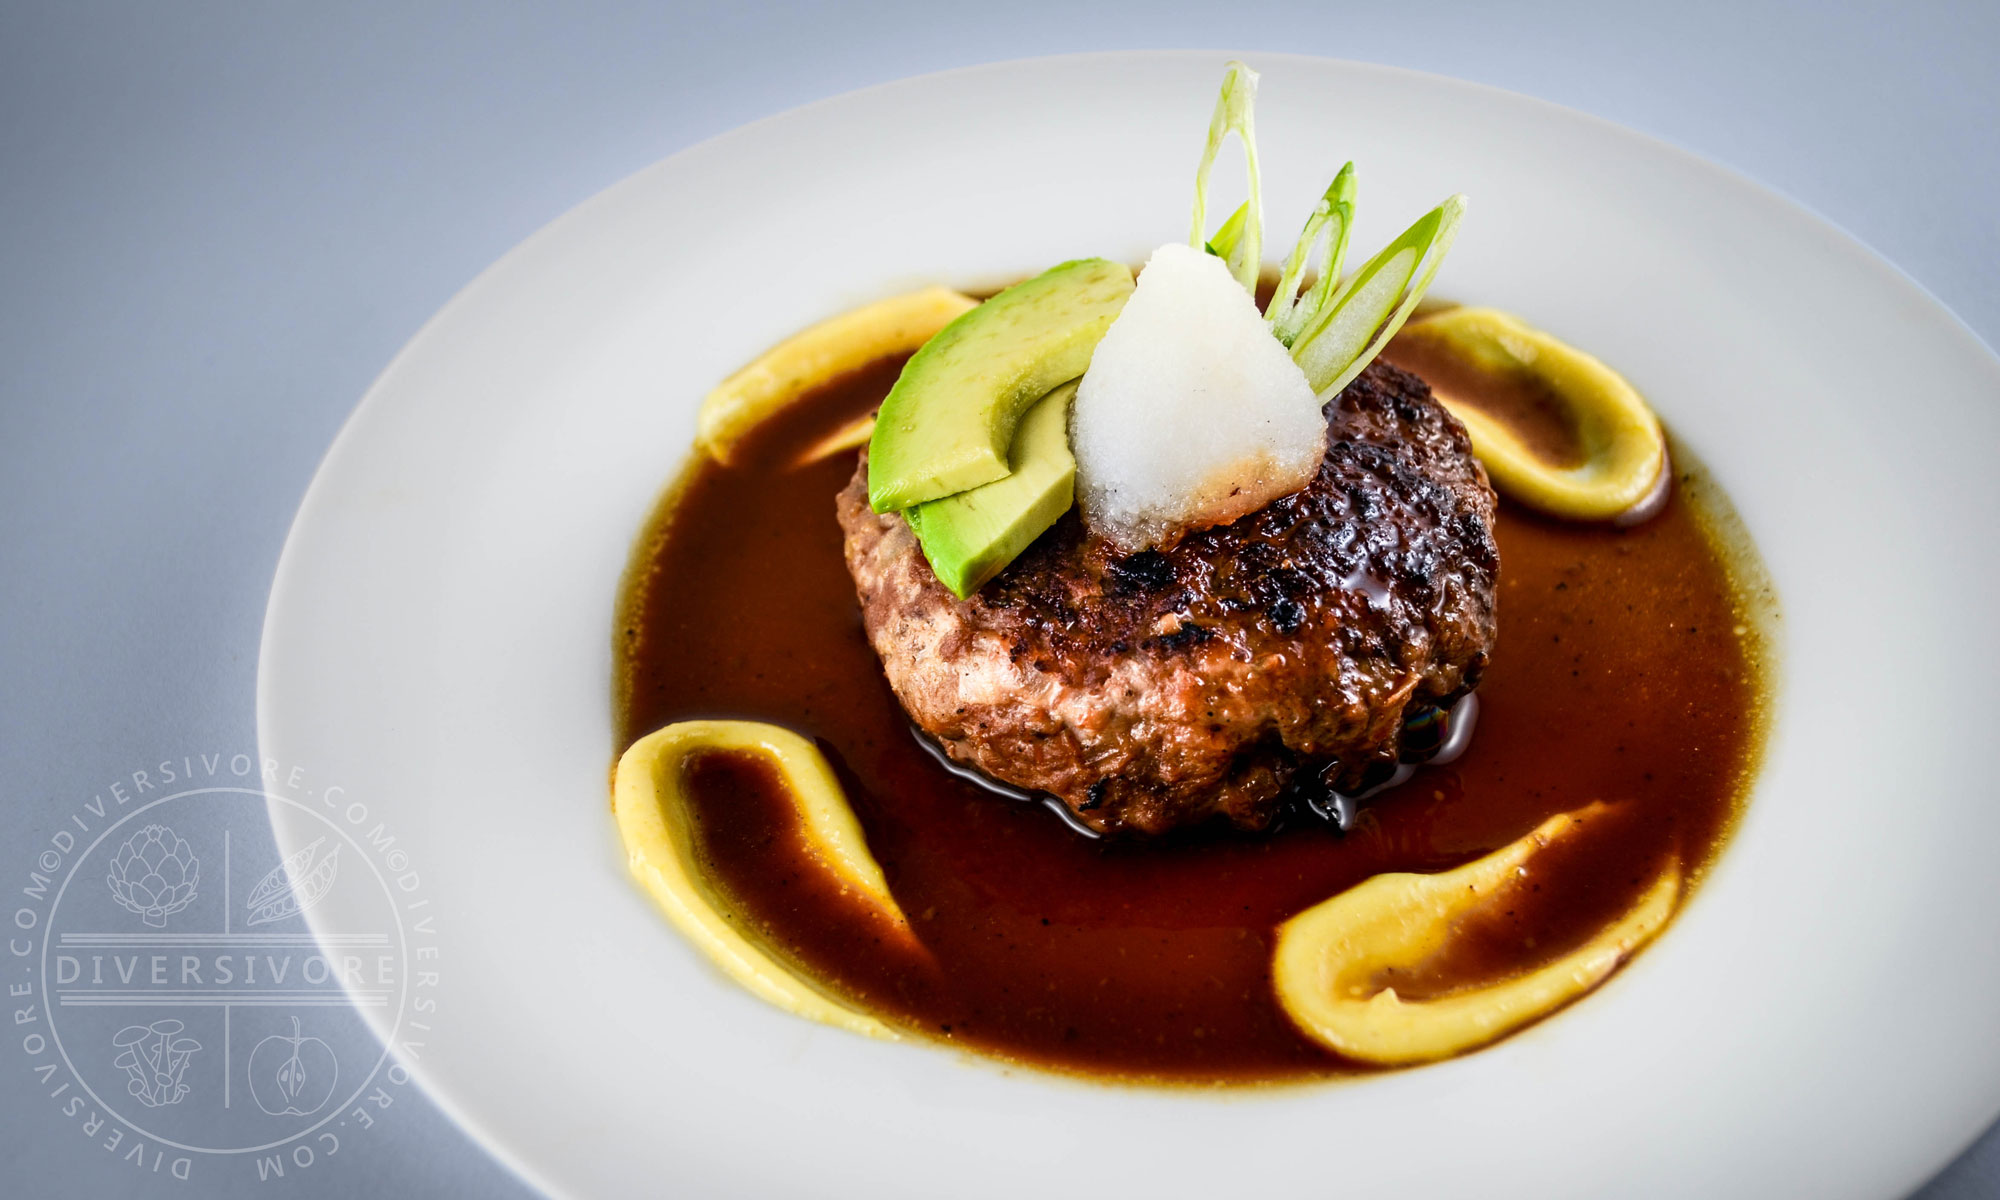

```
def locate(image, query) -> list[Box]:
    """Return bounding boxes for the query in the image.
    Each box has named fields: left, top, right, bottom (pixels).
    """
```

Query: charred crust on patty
left=837, top=361, right=1499, bottom=837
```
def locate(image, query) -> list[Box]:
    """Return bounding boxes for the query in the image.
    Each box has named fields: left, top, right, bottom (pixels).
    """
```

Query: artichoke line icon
left=106, top=824, right=200, bottom=928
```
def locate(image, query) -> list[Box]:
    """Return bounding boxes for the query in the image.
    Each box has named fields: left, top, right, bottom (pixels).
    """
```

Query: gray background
left=2, top=1, right=1994, bottom=1196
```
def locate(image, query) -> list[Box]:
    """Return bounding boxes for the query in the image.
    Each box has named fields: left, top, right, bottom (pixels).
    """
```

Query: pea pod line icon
left=244, top=837, right=339, bottom=927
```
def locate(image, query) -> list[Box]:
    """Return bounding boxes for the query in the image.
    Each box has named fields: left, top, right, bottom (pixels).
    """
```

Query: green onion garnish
left=1188, top=61, right=1263, bottom=295
left=1267, top=162, right=1357, bottom=347
left=1205, top=201, right=1249, bottom=261
left=1291, top=193, right=1467, bottom=399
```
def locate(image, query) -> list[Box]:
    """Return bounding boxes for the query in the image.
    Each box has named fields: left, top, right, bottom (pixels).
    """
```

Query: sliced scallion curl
left=1187, top=61, right=1263, bottom=294
left=1292, top=193, right=1468, bottom=399
left=1267, top=162, right=1357, bottom=347
left=1204, top=201, right=1248, bottom=261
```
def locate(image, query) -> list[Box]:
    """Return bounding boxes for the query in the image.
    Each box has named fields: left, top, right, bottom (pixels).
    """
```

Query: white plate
left=258, top=52, right=2000, bottom=1199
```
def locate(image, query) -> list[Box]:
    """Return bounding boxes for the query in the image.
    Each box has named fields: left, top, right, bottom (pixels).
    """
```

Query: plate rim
left=258, top=49, right=2000, bottom=1200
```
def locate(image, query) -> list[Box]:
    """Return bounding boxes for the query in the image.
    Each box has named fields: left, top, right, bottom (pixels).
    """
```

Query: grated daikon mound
left=1072, top=242, right=1326, bottom=551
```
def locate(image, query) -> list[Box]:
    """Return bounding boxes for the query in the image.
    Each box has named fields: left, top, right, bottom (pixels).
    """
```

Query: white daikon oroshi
left=1071, top=242, right=1326, bottom=551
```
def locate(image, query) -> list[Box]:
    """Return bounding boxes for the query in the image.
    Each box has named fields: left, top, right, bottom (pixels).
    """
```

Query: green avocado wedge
left=866, top=258, right=1132, bottom=513
left=903, top=380, right=1077, bottom=599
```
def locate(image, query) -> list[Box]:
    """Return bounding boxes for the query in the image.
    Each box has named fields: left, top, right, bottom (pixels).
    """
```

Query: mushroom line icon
left=112, top=1019, right=200, bottom=1108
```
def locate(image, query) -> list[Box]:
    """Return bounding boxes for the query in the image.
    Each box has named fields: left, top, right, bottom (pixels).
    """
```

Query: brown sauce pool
left=615, top=340, right=1774, bottom=1084
left=1382, top=335, right=1587, bottom=468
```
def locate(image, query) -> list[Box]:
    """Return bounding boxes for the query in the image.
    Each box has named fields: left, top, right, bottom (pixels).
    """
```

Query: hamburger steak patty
left=836, top=361, right=1499, bottom=836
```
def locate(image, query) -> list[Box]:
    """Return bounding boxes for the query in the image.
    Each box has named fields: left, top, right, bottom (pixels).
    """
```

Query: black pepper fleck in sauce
left=614, top=338, right=1773, bottom=1084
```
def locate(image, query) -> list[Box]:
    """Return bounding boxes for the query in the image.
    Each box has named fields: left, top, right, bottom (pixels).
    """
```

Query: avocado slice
left=903, top=380, right=1077, bottom=599
left=867, top=258, right=1132, bottom=513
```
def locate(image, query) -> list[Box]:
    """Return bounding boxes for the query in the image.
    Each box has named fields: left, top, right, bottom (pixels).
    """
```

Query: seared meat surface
left=836, top=361, right=1498, bottom=836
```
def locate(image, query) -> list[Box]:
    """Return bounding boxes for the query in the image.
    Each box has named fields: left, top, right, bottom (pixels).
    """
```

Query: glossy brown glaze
left=615, top=345, right=1771, bottom=1083
left=1383, top=332, right=1587, bottom=468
